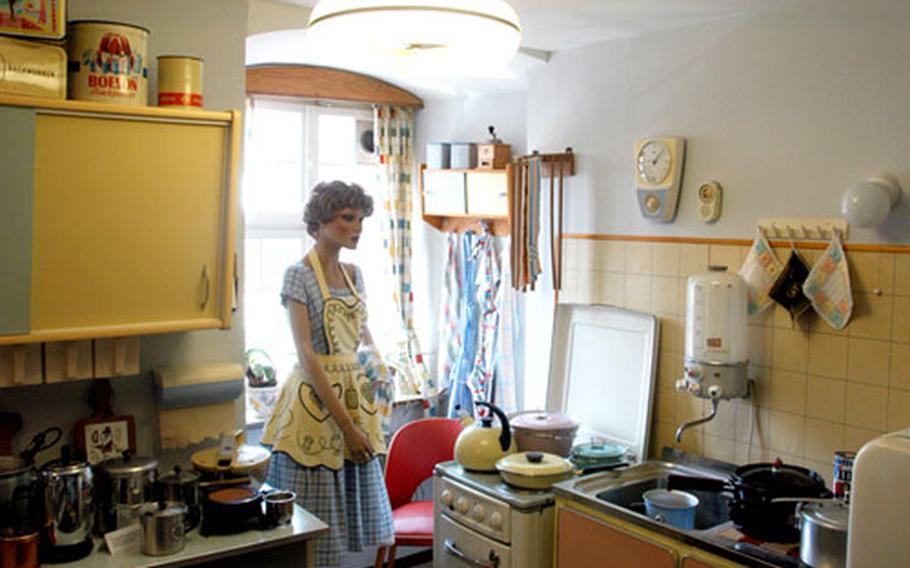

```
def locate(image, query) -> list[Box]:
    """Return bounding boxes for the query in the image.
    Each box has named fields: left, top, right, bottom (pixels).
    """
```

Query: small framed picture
left=82, top=418, right=135, bottom=465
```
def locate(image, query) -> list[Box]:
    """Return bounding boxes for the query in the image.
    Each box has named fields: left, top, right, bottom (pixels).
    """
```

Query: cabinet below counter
left=65, top=505, right=328, bottom=568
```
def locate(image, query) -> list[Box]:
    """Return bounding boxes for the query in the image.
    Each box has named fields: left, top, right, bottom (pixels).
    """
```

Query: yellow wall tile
left=660, top=315, right=685, bottom=354
left=747, top=325, right=773, bottom=367
left=703, top=434, right=736, bottom=462
left=679, top=244, right=709, bottom=277
left=844, top=425, right=885, bottom=452
left=769, top=369, right=807, bottom=414
left=893, top=295, right=910, bottom=344
left=652, top=243, right=680, bottom=276
left=847, top=338, right=891, bottom=386
left=807, top=375, right=846, bottom=423
left=594, top=272, right=624, bottom=306
left=562, top=238, right=581, bottom=270
left=808, top=333, right=848, bottom=378
left=658, top=352, right=682, bottom=389
left=767, top=410, right=806, bottom=455
left=887, top=389, right=910, bottom=430
left=592, top=240, right=624, bottom=272
left=894, top=254, right=910, bottom=296
left=625, top=242, right=652, bottom=274
left=845, top=383, right=888, bottom=430
left=708, top=245, right=745, bottom=272
left=704, top=400, right=737, bottom=440
left=772, top=328, right=809, bottom=372
left=849, top=292, right=893, bottom=340
left=651, top=276, right=680, bottom=315
left=654, top=387, right=676, bottom=423
left=574, top=239, right=595, bottom=270
left=849, top=251, right=894, bottom=294
left=803, top=418, right=845, bottom=464
left=891, top=342, right=910, bottom=390
left=623, top=274, right=651, bottom=311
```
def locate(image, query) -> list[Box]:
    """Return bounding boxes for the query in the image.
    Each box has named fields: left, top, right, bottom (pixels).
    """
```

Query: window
left=242, top=97, right=398, bottom=421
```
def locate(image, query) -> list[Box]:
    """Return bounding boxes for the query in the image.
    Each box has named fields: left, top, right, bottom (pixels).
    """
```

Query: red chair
left=374, top=417, right=463, bottom=568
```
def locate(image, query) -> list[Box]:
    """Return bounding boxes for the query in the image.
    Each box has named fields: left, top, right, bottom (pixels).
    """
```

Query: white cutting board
left=546, top=304, right=659, bottom=463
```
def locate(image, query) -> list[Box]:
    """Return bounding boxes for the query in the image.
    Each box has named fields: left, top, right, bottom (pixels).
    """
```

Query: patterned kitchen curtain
left=374, top=105, right=437, bottom=409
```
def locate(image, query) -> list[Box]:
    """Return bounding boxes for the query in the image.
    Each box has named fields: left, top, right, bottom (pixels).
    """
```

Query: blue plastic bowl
left=643, top=489, right=699, bottom=530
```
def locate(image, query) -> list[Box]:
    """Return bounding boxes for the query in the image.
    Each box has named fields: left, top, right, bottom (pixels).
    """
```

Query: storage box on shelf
left=0, top=337, right=142, bottom=388
left=0, top=94, right=241, bottom=346
left=419, top=163, right=513, bottom=236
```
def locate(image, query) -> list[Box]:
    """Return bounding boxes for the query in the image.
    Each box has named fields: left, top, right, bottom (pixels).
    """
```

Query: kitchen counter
left=64, top=504, right=328, bottom=568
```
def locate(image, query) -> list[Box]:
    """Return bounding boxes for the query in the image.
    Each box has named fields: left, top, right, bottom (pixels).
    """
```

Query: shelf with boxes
left=0, top=337, right=140, bottom=388
left=421, top=140, right=513, bottom=236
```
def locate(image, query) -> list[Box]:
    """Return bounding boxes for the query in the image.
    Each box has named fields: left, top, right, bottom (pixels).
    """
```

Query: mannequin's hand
left=343, top=425, right=374, bottom=463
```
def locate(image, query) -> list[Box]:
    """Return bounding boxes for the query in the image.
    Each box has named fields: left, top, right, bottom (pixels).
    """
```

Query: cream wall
left=512, top=0, right=910, bottom=471
left=560, top=237, right=910, bottom=484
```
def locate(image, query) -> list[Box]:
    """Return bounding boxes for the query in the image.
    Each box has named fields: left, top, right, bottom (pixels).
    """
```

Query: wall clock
left=634, top=137, right=686, bottom=222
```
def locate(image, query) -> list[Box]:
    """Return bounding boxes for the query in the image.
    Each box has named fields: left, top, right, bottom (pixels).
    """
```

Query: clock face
left=637, top=140, right=672, bottom=185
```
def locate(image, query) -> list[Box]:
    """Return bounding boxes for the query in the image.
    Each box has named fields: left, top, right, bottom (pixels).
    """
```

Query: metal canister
left=40, top=455, right=93, bottom=549
left=66, top=20, right=150, bottom=106
left=156, top=56, right=203, bottom=109
left=140, top=501, right=186, bottom=557
left=0, top=36, right=67, bottom=99
left=833, top=450, right=855, bottom=501
left=94, top=453, right=158, bottom=534
left=156, top=466, right=200, bottom=531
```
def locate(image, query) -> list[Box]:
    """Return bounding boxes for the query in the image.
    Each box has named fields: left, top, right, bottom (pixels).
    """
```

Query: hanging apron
left=261, top=250, right=386, bottom=470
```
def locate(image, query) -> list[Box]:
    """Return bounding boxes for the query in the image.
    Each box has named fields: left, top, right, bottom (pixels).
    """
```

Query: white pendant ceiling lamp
left=307, top=0, right=522, bottom=75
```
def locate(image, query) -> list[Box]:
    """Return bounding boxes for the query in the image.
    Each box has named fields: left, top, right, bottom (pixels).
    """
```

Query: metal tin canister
left=833, top=450, right=856, bottom=501
left=156, top=55, right=203, bottom=109
left=0, top=36, right=67, bottom=99
left=66, top=20, right=149, bottom=106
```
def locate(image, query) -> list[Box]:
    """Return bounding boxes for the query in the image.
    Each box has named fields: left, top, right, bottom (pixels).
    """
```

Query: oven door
left=436, top=514, right=511, bottom=568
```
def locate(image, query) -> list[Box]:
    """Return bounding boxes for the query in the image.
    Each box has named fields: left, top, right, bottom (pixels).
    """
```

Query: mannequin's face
left=318, top=208, right=365, bottom=249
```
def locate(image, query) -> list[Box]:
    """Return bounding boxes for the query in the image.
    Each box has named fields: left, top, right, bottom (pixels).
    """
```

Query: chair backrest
left=384, top=417, right=463, bottom=509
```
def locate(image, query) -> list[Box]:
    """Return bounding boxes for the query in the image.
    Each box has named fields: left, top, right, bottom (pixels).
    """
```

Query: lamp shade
left=840, top=177, right=902, bottom=228
left=307, top=0, right=522, bottom=73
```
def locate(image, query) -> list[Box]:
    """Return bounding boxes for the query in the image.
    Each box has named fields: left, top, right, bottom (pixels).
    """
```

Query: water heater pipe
left=675, top=398, right=720, bottom=444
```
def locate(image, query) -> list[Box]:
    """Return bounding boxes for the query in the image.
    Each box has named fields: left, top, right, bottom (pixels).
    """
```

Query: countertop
left=64, top=504, right=328, bottom=568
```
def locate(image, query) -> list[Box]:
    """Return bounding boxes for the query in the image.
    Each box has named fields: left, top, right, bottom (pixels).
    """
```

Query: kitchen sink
left=557, top=460, right=734, bottom=532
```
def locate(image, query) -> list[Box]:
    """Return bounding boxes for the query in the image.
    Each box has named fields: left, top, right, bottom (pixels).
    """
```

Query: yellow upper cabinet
left=0, top=96, right=241, bottom=344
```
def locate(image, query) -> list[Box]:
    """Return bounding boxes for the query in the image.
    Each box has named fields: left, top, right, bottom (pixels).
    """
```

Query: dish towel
left=738, top=231, right=783, bottom=314
left=803, top=233, right=853, bottom=330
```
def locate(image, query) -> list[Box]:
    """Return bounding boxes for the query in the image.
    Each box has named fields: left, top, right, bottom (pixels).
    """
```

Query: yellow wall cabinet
left=555, top=500, right=746, bottom=568
left=0, top=96, right=241, bottom=345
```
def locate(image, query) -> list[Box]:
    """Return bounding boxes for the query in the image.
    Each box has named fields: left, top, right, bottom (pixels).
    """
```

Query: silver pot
left=94, top=452, right=158, bottom=534
left=41, top=455, right=93, bottom=547
left=0, top=457, right=36, bottom=529
left=798, top=500, right=848, bottom=568
left=140, top=501, right=186, bottom=556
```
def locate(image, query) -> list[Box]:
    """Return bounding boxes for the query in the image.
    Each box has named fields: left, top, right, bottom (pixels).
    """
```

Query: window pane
left=243, top=106, right=305, bottom=219
left=318, top=115, right=355, bottom=165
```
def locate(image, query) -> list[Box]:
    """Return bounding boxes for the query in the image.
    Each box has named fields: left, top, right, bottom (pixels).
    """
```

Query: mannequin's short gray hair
left=303, top=180, right=374, bottom=238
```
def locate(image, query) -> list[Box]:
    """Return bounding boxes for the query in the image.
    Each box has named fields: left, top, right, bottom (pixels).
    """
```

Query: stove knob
left=471, top=504, right=485, bottom=522
left=489, top=511, right=503, bottom=530
left=455, top=497, right=469, bottom=514
left=440, top=489, right=453, bottom=507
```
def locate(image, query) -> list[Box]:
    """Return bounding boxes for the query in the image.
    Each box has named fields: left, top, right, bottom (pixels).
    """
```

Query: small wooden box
left=477, top=143, right=510, bottom=169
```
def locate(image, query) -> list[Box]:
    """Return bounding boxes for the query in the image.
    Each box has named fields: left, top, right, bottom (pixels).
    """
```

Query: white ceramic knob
left=455, top=497, right=469, bottom=514
left=489, top=511, right=503, bottom=530
left=440, top=489, right=453, bottom=507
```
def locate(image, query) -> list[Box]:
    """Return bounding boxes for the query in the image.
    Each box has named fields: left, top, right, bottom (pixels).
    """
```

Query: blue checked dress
left=262, top=252, right=394, bottom=567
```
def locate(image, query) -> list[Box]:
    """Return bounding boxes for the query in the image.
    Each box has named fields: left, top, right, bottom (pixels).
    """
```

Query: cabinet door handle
left=443, top=539, right=500, bottom=568
left=232, top=252, right=239, bottom=313
left=201, top=265, right=211, bottom=310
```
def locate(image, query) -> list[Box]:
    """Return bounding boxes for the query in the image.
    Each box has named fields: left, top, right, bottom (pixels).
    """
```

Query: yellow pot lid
left=496, top=451, right=574, bottom=477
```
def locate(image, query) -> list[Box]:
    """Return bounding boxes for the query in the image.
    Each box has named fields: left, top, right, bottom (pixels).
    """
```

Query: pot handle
left=475, top=401, right=511, bottom=453
left=667, top=474, right=731, bottom=493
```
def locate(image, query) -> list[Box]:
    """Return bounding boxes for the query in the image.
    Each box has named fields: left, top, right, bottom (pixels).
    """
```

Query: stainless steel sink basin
left=557, top=460, right=734, bottom=532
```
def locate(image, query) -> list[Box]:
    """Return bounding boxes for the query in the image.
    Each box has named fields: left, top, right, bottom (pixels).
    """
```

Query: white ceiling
left=246, top=0, right=793, bottom=100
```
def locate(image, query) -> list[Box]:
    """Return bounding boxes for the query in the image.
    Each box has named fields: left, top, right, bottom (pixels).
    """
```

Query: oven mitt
left=802, top=233, right=852, bottom=330
left=738, top=231, right=783, bottom=315
left=769, top=250, right=812, bottom=324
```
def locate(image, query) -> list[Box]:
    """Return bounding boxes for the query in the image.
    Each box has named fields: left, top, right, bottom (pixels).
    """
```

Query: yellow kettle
left=454, top=401, right=516, bottom=471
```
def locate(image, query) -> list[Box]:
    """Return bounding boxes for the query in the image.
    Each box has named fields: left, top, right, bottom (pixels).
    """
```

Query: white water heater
left=677, top=266, right=749, bottom=400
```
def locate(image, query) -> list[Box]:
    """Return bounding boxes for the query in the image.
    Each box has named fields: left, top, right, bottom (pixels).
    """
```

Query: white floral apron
left=261, top=250, right=386, bottom=469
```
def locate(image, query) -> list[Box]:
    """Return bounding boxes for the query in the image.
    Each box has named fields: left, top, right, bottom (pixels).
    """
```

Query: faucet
left=675, top=398, right=720, bottom=444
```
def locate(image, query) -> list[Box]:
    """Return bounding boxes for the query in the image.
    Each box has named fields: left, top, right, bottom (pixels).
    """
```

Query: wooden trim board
left=564, top=233, right=910, bottom=254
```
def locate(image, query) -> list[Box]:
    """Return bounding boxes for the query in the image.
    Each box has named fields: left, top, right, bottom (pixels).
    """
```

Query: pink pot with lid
left=509, top=411, right=579, bottom=458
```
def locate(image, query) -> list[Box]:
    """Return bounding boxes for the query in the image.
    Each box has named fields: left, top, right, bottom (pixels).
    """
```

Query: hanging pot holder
left=802, top=233, right=853, bottom=330
left=769, top=250, right=813, bottom=324
left=738, top=231, right=783, bottom=314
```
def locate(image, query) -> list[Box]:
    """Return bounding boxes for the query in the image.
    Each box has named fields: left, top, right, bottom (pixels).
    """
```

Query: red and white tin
left=157, top=56, right=203, bottom=109
left=66, top=20, right=149, bottom=106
